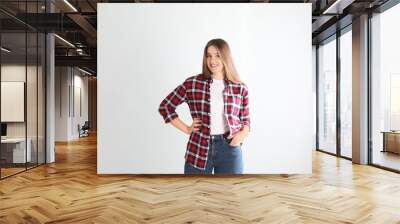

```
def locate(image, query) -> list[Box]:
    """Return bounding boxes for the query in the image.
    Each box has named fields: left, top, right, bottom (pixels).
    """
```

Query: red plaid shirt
left=158, top=74, right=250, bottom=170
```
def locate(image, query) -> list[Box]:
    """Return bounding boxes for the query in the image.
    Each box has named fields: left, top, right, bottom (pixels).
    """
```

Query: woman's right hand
left=186, top=117, right=202, bottom=134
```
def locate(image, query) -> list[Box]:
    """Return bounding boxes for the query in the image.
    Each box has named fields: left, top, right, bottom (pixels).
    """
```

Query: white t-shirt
left=210, top=78, right=229, bottom=135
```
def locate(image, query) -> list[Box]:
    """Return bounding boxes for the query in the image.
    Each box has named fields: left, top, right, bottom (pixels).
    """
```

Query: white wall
left=55, top=67, right=69, bottom=141
left=55, top=67, right=89, bottom=141
left=72, top=73, right=89, bottom=138
left=98, top=3, right=312, bottom=174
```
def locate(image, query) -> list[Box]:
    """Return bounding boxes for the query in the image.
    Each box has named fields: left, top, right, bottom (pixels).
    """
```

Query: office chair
left=79, top=121, right=90, bottom=138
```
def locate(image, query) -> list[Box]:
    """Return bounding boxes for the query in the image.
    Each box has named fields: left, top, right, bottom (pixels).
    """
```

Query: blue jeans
left=184, top=134, right=243, bottom=174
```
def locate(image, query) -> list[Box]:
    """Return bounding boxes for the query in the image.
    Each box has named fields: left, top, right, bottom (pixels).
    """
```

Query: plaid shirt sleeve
left=158, top=82, right=187, bottom=123
left=240, top=84, right=250, bottom=131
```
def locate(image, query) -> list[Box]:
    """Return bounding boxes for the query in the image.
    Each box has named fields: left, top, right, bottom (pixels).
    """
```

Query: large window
left=318, top=36, right=337, bottom=155
left=371, top=3, right=400, bottom=171
left=340, top=29, right=352, bottom=158
left=317, top=27, right=353, bottom=159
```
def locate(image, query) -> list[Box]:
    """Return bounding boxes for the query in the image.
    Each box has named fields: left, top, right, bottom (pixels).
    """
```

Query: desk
left=381, top=131, right=400, bottom=154
left=1, top=138, right=31, bottom=163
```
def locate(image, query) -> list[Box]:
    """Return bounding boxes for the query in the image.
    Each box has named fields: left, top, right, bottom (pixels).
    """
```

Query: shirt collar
left=204, top=73, right=230, bottom=85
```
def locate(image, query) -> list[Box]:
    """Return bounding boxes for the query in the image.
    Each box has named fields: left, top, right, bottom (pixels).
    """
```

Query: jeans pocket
left=225, top=137, right=242, bottom=148
left=224, top=136, right=232, bottom=145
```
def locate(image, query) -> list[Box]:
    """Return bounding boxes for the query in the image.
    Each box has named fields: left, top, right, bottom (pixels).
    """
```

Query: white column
left=45, top=0, right=56, bottom=163
left=46, top=32, right=55, bottom=163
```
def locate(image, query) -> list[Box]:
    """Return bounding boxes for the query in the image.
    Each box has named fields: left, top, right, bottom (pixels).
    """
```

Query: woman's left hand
left=227, top=125, right=250, bottom=147
left=228, top=131, right=245, bottom=147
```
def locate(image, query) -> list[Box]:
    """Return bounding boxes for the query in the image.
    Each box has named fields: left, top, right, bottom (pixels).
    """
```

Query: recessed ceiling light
left=54, top=34, right=75, bottom=48
left=1, top=47, right=11, bottom=53
left=322, top=0, right=355, bottom=15
left=78, top=67, right=93, bottom=76
left=63, top=0, right=78, bottom=12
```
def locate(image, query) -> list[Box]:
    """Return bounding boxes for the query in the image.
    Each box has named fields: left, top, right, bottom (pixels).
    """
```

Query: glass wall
left=318, top=36, right=337, bottom=154
left=0, top=1, right=46, bottom=179
left=340, top=29, right=352, bottom=158
left=371, top=3, right=400, bottom=171
left=0, top=31, right=28, bottom=177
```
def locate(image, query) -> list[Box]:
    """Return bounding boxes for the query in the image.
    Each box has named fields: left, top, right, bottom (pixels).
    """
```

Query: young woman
left=158, top=38, right=250, bottom=174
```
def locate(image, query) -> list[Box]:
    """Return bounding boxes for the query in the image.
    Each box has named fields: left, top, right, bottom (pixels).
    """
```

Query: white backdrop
left=98, top=3, right=312, bottom=174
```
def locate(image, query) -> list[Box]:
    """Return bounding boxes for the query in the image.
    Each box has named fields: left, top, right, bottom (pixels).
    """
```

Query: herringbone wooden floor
left=1, top=134, right=400, bottom=224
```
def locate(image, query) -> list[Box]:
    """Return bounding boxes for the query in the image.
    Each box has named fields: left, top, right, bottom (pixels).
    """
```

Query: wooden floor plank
left=1, top=134, right=400, bottom=223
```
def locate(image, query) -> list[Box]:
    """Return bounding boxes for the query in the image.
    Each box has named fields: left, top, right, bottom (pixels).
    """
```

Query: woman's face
left=206, top=45, right=224, bottom=75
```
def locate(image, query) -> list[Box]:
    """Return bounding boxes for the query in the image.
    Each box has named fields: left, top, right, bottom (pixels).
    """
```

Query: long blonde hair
left=202, top=38, right=242, bottom=84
